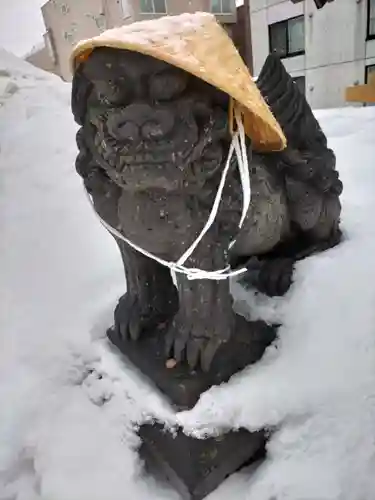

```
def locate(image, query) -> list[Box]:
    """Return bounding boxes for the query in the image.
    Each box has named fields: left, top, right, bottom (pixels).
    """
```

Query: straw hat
left=70, top=12, right=286, bottom=152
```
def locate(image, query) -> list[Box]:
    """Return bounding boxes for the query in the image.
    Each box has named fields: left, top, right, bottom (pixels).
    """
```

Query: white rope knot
left=86, top=110, right=250, bottom=281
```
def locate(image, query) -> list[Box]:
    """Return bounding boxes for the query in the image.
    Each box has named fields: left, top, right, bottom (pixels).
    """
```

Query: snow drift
left=1, top=50, right=375, bottom=500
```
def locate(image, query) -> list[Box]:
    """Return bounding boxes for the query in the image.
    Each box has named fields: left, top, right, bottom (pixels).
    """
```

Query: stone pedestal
left=139, top=422, right=266, bottom=500
left=107, top=315, right=276, bottom=410
left=107, top=316, right=276, bottom=499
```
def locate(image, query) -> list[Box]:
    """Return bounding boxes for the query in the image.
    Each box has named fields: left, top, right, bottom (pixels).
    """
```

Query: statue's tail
left=256, top=53, right=327, bottom=151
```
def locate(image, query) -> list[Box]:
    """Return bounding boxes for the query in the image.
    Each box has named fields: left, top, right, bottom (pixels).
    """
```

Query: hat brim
left=71, top=13, right=287, bottom=152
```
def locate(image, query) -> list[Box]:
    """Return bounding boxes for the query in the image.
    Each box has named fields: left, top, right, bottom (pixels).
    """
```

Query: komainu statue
left=71, top=13, right=342, bottom=374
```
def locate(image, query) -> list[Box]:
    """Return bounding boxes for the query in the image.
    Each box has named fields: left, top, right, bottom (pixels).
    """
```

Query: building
left=31, top=0, right=237, bottom=81
left=249, top=0, right=375, bottom=108
left=25, top=43, right=60, bottom=76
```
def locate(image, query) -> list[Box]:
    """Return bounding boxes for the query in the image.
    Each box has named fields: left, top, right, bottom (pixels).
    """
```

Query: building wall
left=41, top=0, right=110, bottom=81
left=25, top=45, right=59, bottom=76
left=249, top=0, right=375, bottom=108
left=38, top=0, right=237, bottom=82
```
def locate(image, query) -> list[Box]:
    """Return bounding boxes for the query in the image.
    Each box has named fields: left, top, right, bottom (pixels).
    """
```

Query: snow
left=1, top=49, right=375, bottom=500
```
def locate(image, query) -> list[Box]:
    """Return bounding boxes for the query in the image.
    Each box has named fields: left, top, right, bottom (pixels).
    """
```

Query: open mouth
left=93, top=112, right=206, bottom=171
left=87, top=100, right=231, bottom=196
left=116, top=141, right=197, bottom=168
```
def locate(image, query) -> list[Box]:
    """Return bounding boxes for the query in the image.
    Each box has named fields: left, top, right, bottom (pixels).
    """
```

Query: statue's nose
left=107, top=104, right=174, bottom=142
left=141, top=109, right=175, bottom=140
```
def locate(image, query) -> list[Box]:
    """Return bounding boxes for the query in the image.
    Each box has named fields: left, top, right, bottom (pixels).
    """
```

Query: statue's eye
left=149, top=70, right=188, bottom=102
left=95, top=78, right=133, bottom=106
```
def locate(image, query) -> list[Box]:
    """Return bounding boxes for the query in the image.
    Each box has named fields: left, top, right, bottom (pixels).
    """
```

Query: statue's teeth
left=145, top=153, right=155, bottom=164
left=119, top=156, right=126, bottom=169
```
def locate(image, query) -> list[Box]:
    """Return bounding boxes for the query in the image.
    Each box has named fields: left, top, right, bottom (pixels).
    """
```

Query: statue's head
left=79, top=47, right=231, bottom=192
left=71, top=13, right=286, bottom=194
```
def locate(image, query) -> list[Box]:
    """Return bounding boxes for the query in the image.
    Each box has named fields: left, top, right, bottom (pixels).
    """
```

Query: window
left=95, top=14, right=106, bottom=31
left=368, top=0, right=375, bottom=38
left=63, top=31, right=74, bottom=44
left=60, top=3, right=69, bottom=14
left=140, top=0, right=167, bottom=13
left=86, top=12, right=106, bottom=31
left=293, top=76, right=305, bottom=95
left=365, top=65, right=375, bottom=84
left=210, top=0, right=233, bottom=13
left=63, top=22, right=78, bottom=46
left=365, top=65, right=375, bottom=107
left=269, top=16, right=305, bottom=58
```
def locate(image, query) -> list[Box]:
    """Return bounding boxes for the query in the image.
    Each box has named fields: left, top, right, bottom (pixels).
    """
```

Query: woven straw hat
left=70, top=12, right=286, bottom=152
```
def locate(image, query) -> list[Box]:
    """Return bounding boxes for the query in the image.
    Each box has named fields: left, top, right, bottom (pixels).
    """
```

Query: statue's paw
left=258, top=258, right=295, bottom=296
left=164, top=313, right=230, bottom=373
left=113, top=294, right=158, bottom=342
left=241, top=257, right=294, bottom=297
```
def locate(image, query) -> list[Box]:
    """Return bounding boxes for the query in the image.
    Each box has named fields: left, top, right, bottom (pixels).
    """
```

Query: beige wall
left=25, top=45, right=59, bottom=76
left=42, top=0, right=109, bottom=80
left=36, top=0, right=236, bottom=81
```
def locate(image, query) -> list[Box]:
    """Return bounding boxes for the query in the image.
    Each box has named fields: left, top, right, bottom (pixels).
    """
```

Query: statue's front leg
left=75, top=126, right=179, bottom=339
left=165, top=238, right=235, bottom=372
left=112, top=242, right=179, bottom=342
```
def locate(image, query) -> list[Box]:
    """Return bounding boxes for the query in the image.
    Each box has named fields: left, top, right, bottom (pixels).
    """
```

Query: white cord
left=234, top=113, right=251, bottom=228
left=85, top=110, right=250, bottom=281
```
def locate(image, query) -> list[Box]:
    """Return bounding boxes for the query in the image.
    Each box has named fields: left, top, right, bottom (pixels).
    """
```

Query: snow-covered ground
left=1, top=50, right=375, bottom=500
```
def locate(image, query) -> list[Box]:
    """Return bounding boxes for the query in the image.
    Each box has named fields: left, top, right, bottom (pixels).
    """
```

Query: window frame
left=210, top=0, right=234, bottom=14
left=367, top=0, right=375, bottom=40
left=364, top=64, right=375, bottom=107
left=140, top=0, right=167, bottom=14
left=268, top=15, right=305, bottom=59
left=365, top=64, right=375, bottom=83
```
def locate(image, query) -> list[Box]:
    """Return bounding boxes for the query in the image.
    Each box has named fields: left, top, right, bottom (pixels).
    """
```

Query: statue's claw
left=113, top=293, right=174, bottom=342
left=113, top=294, right=139, bottom=341
left=165, top=311, right=229, bottom=372
left=186, top=337, right=204, bottom=369
left=201, top=338, right=223, bottom=373
left=241, top=257, right=295, bottom=297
